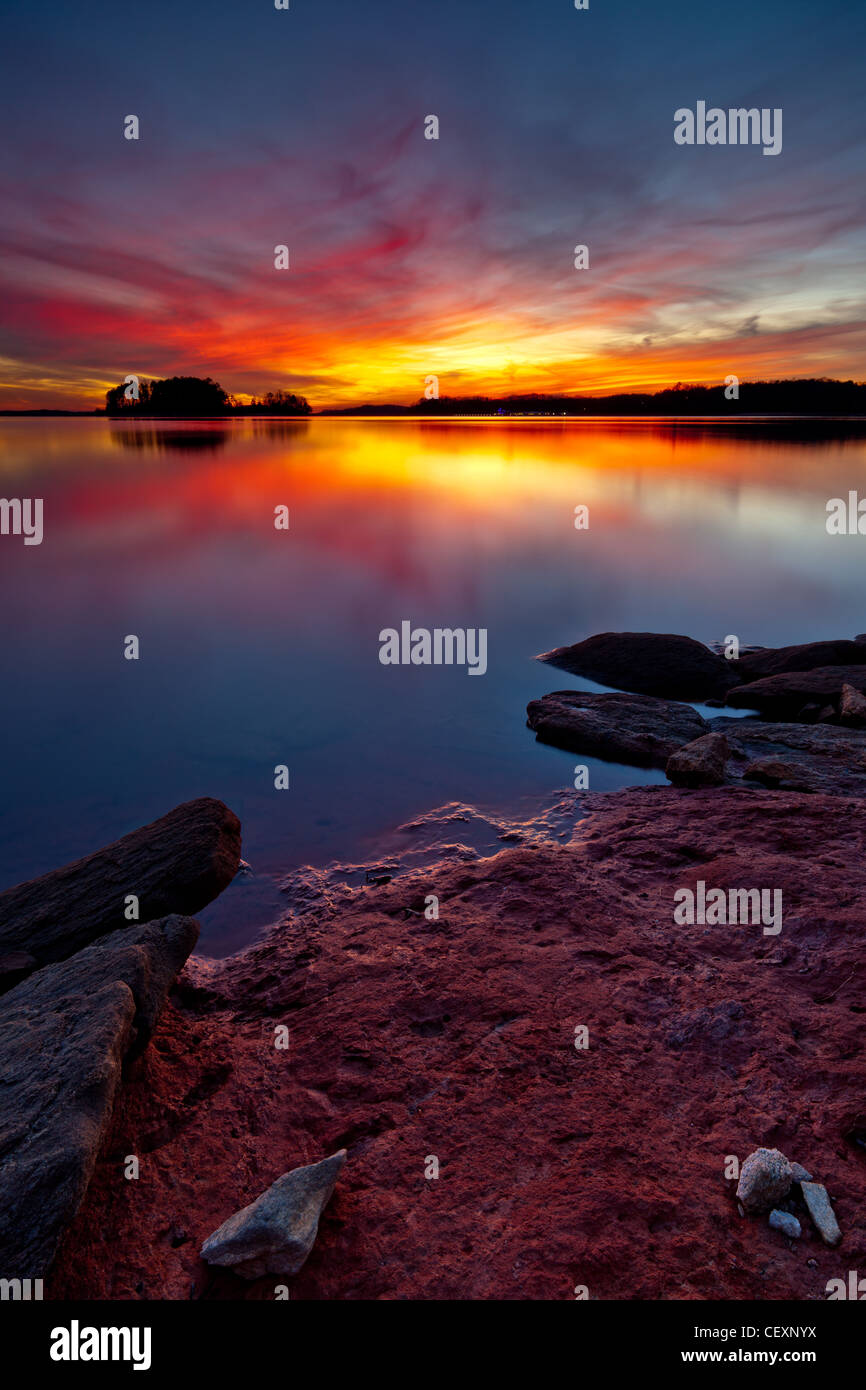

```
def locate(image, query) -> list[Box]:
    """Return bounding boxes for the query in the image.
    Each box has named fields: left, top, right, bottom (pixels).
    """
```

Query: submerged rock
left=769, top=1209, right=801, bottom=1238
left=200, top=1149, right=346, bottom=1279
left=526, top=690, right=707, bottom=768
left=535, top=631, right=740, bottom=701
left=666, top=733, right=729, bottom=787
left=800, top=1182, right=842, bottom=1246
left=736, top=1148, right=793, bottom=1213
left=0, top=798, right=240, bottom=984
left=0, top=915, right=199, bottom=1278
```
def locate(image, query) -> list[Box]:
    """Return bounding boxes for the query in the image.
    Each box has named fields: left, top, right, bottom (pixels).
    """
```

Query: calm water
left=2, top=416, right=865, bottom=952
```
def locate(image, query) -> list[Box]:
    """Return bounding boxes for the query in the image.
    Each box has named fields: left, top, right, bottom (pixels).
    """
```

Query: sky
left=0, top=0, right=864, bottom=410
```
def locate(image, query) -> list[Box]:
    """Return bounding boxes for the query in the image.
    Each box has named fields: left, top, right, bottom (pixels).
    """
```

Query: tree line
left=105, top=376, right=311, bottom=415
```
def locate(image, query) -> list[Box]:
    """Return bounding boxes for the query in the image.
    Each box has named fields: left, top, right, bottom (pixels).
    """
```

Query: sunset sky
left=1, top=0, right=864, bottom=411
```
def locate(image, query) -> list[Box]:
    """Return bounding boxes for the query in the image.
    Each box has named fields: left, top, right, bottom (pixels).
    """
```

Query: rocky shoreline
left=2, top=631, right=864, bottom=1299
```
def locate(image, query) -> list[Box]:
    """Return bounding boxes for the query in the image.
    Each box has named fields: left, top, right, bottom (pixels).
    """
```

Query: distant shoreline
left=4, top=411, right=866, bottom=422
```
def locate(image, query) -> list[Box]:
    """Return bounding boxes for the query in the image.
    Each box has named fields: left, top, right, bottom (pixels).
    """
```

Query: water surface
left=2, top=416, right=864, bottom=951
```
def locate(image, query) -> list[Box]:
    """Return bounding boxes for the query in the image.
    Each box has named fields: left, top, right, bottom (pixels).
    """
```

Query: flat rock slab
left=527, top=690, right=707, bottom=768
left=536, top=631, right=740, bottom=701
left=725, top=666, right=866, bottom=718
left=200, top=1150, right=346, bottom=1279
left=737, top=639, right=866, bottom=683
left=801, top=1182, right=842, bottom=1246
left=708, top=718, right=866, bottom=794
left=0, top=914, right=199, bottom=1278
left=50, top=785, right=866, bottom=1302
left=0, top=798, right=240, bottom=982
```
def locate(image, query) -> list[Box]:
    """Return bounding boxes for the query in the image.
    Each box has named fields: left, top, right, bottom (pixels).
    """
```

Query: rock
left=0, top=951, right=37, bottom=991
left=797, top=703, right=822, bottom=722
left=200, top=1150, right=346, bottom=1279
left=790, top=1162, right=813, bottom=1183
left=526, top=690, right=707, bottom=768
left=817, top=705, right=837, bottom=723
left=800, top=1182, right=842, bottom=1246
left=736, top=1148, right=793, bottom=1212
left=0, top=914, right=199, bottom=1278
left=49, top=785, right=866, bottom=1302
left=665, top=733, right=729, bottom=788
left=535, top=631, right=740, bottom=700
left=709, top=718, right=866, bottom=795
left=737, top=639, right=866, bottom=682
left=725, top=666, right=866, bottom=718
left=839, top=682, right=866, bottom=727
left=742, top=757, right=819, bottom=792
left=769, top=1209, right=801, bottom=1238
left=0, top=798, right=240, bottom=983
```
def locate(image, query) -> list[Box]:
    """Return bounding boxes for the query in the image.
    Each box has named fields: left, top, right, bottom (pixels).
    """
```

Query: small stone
left=736, top=1147, right=793, bottom=1213
left=807, top=1258, right=818, bottom=1269
left=790, top=1162, right=812, bottom=1183
left=800, top=1182, right=841, bottom=1247
left=200, top=1149, right=346, bottom=1279
left=769, top=1209, right=801, bottom=1238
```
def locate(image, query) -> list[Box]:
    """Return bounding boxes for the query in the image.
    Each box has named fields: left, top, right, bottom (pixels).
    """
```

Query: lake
left=1, top=415, right=865, bottom=952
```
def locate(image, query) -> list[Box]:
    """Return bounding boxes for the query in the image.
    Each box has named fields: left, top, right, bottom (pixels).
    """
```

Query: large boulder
left=725, top=666, right=866, bottom=719
left=526, top=690, right=707, bottom=768
left=737, top=639, right=866, bottom=683
left=535, top=631, right=740, bottom=700
left=0, top=915, right=199, bottom=1279
left=200, top=1150, right=346, bottom=1279
left=0, top=798, right=240, bottom=984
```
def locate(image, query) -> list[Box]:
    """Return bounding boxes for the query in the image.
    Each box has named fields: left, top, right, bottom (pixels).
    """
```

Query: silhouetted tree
left=259, top=390, right=312, bottom=415
left=106, top=375, right=229, bottom=415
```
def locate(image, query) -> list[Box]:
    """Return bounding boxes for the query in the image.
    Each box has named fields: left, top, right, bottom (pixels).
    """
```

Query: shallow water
left=1, top=416, right=865, bottom=952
